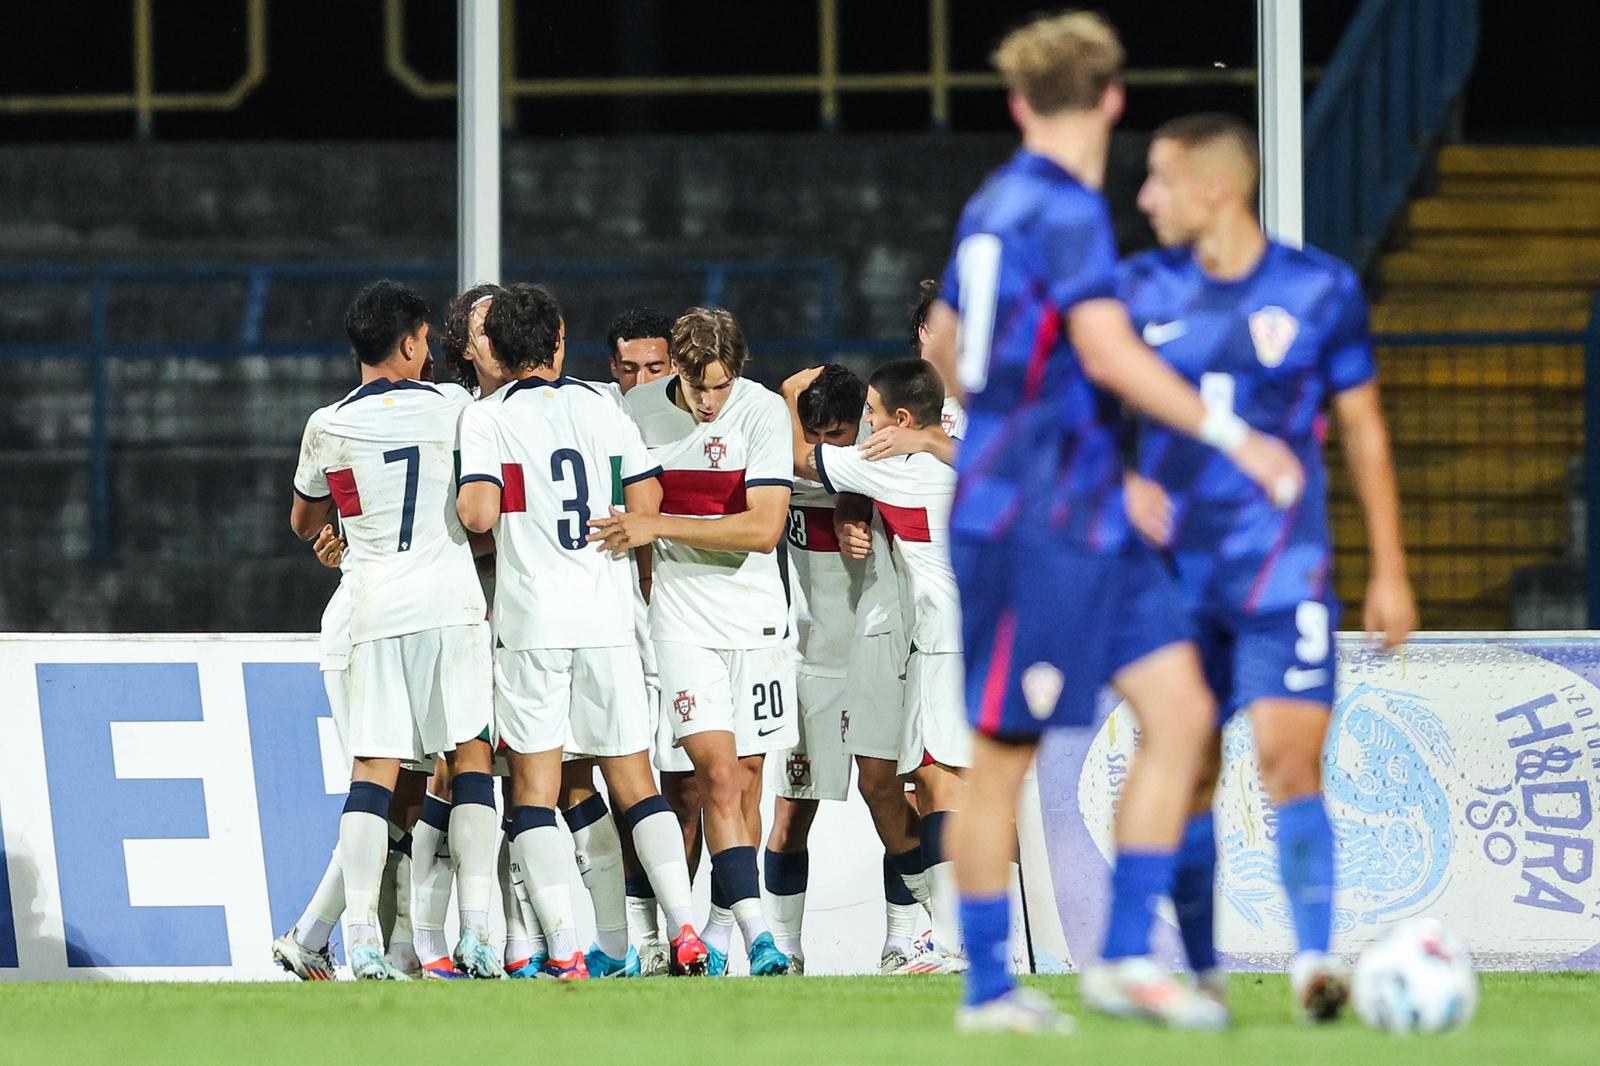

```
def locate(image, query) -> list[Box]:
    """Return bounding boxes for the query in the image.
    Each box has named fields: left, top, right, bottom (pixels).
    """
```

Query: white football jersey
left=941, top=395, right=968, bottom=439
left=293, top=379, right=485, bottom=644
left=786, top=478, right=868, bottom=676
left=814, top=444, right=960, bottom=654
left=626, top=375, right=794, bottom=650
left=458, top=375, right=661, bottom=651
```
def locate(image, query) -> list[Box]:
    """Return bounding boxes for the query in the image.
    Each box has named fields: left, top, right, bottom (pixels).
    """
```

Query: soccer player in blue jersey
left=920, top=12, right=1306, bottom=1032
left=1119, top=112, right=1416, bottom=1021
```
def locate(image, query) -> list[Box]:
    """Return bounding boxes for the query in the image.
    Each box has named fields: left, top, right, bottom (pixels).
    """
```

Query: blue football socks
left=1171, top=812, right=1219, bottom=972
left=1101, top=849, right=1176, bottom=960
left=959, top=891, right=1013, bottom=1006
left=1276, top=796, right=1334, bottom=954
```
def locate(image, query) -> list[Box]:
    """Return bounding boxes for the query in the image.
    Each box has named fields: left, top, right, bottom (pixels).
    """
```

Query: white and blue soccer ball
left=1352, top=918, right=1479, bottom=1034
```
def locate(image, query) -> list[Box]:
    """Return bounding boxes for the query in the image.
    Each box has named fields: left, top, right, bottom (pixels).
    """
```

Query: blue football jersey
left=1117, top=240, right=1377, bottom=615
left=939, top=149, right=1130, bottom=552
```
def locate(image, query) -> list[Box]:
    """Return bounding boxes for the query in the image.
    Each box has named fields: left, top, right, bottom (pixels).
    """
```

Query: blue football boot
left=586, top=945, right=641, bottom=978
left=748, top=932, right=790, bottom=977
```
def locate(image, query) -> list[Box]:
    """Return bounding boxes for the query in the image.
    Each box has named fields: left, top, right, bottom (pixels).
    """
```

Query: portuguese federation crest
left=704, top=436, right=727, bottom=468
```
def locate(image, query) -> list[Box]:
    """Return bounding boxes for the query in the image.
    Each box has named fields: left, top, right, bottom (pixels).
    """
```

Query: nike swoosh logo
left=757, top=726, right=785, bottom=737
left=1283, top=667, right=1330, bottom=693
left=1142, top=320, right=1188, bottom=346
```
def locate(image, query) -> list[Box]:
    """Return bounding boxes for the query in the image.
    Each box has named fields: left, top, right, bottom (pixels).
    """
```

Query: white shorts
left=652, top=678, right=694, bottom=773
left=842, top=630, right=909, bottom=762
left=322, top=667, right=351, bottom=771
left=897, top=649, right=971, bottom=776
left=654, top=641, right=799, bottom=759
left=495, top=645, right=651, bottom=758
left=346, top=623, right=493, bottom=762
left=772, top=670, right=852, bottom=802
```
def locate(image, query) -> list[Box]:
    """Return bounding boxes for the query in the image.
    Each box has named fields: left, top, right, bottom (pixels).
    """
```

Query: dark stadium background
left=2, top=2, right=1593, bottom=142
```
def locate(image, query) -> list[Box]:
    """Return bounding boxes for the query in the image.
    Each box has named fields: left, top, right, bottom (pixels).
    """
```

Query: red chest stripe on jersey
left=797, top=506, right=841, bottom=552
left=327, top=469, right=362, bottom=518
left=660, top=468, right=747, bottom=516
left=876, top=501, right=932, bottom=543
left=500, top=463, right=527, bottom=513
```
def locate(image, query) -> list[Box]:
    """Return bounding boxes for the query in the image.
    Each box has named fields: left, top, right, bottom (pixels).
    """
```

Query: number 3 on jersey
left=550, top=448, right=591, bottom=550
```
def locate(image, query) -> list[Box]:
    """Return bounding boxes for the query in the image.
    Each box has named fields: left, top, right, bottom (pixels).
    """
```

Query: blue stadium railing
left=0, top=259, right=855, bottom=561
left=1305, top=0, right=1480, bottom=271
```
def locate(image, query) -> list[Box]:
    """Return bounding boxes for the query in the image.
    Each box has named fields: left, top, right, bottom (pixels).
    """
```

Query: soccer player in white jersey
left=759, top=364, right=869, bottom=972
left=788, top=358, right=969, bottom=973
left=289, top=280, right=499, bottom=981
left=457, top=283, right=712, bottom=980
left=593, top=307, right=794, bottom=977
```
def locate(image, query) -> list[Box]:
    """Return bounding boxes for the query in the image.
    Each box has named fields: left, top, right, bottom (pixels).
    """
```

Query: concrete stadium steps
left=1344, top=144, right=1597, bottom=629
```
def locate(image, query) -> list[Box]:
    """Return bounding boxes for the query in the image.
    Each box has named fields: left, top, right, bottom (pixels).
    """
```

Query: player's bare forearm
left=623, top=476, right=662, bottom=518
left=588, top=485, right=791, bottom=555
left=1335, top=383, right=1407, bottom=579
left=290, top=494, right=333, bottom=541
left=924, top=300, right=960, bottom=402
left=635, top=543, right=653, bottom=603
left=457, top=481, right=502, bottom=534
left=1069, top=299, right=1208, bottom=435
left=781, top=367, right=825, bottom=478
left=833, top=492, right=873, bottom=560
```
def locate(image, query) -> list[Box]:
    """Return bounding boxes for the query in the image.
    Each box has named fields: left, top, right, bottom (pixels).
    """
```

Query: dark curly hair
left=440, top=282, right=503, bottom=390
left=909, top=277, right=940, bottom=356
left=606, top=306, right=675, bottom=354
left=345, top=280, right=429, bottom=366
left=797, top=364, right=867, bottom=434
left=484, top=282, right=564, bottom=372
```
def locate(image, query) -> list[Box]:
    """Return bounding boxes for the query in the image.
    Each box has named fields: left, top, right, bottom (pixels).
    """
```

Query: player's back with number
left=942, top=153, right=1128, bottom=550
left=459, top=376, right=659, bottom=649
left=296, top=379, right=484, bottom=642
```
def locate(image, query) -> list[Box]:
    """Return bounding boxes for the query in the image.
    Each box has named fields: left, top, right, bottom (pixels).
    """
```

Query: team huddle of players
left=273, top=7, right=1415, bottom=1034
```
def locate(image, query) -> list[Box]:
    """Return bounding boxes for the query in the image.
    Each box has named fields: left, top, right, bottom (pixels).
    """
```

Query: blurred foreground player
left=1120, top=113, right=1415, bottom=1020
left=923, top=12, right=1303, bottom=1031
left=290, top=281, right=500, bottom=980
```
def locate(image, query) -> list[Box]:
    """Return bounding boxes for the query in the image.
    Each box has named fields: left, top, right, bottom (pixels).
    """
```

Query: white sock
left=903, top=868, right=931, bottom=907
left=703, top=905, right=736, bottom=956
left=409, top=809, right=454, bottom=963
left=292, top=848, right=344, bottom=951
left=448, top=795, right=498, bottom=941
left=884, top=901, right=919, bottom=956
left=732, top=897, right=770, bottom=951
left=385, top=848, right=417, bottom=965
left=511, top=817, right=582, bottom=962
left=567, top=802, right=629, bottom=960
left=630, top=807, right=696, bottom=934
left=338, top=810, right=389, bottom=948
left=627, top=891, right=663, bottom=948
left=928, top=860, right=962, bottom=955
left=499, top=832, right=534, bottom=965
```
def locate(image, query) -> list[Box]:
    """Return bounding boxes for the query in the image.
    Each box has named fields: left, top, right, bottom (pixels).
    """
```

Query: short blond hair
left=991, top=10, right=1124, bottom=116
left=671, top=307, right=749, bottom=381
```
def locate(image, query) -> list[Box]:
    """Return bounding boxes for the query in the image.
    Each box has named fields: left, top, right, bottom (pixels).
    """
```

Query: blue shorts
left=953, top=533, right=1192, bottom=740
left=1193, top=597, right=1339, bottom=724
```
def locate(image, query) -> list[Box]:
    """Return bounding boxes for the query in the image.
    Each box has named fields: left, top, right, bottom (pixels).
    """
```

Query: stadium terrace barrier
left=1, top=633, right=1595, bottom=980
left=1305, top=0, right=1480, bottom=270
left=1024, top=634, right=1600, bottom=972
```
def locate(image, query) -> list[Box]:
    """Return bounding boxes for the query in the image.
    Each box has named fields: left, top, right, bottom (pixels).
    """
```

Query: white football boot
left=272, top=932, right=336, bottom=982
left=1079, top=956, right=1228, bottom=1029
left=957, top=988, right=1075, bottom=1035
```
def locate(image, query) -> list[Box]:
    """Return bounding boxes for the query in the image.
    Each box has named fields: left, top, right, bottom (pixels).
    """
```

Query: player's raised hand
left=588, top=506, right=661, bottom=557
left=312, top=524, right=345, bottom=568
left=1363, top=570, right=1417, bottom=651
left=1122, top=473, right=1173, bottom=547
left=780, top=365, right=826, bottom=399
left=1231, top=431, right=1304, bottom=510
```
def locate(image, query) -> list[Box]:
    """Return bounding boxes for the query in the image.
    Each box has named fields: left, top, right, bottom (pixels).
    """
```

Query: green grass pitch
left=1, top=972, right=1594, bottom=1065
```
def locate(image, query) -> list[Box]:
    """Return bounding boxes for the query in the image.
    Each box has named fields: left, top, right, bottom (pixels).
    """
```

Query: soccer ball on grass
left=1352, top=918, right=1479, bottom=1034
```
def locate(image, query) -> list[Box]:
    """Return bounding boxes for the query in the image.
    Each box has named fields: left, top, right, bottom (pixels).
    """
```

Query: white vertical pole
left=458, top=0, right=501, bottom=292
left=1257, top=0, right=1304, bottom=247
